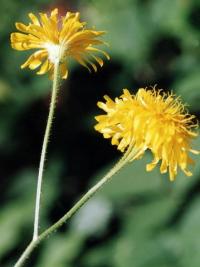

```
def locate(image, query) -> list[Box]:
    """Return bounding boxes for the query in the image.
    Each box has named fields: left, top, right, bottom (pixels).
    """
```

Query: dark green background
left=1, top=0, right=200, bottom=266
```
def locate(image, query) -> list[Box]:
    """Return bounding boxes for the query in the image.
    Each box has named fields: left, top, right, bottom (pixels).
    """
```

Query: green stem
left=14, top=147, right=137, bottom=267
left=33, top=62, right=60, bottom=241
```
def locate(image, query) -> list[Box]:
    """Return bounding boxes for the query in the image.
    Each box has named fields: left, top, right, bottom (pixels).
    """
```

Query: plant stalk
left=33, top=63, right=60, bottom=241
left=14, top=146, right=137, bottom=267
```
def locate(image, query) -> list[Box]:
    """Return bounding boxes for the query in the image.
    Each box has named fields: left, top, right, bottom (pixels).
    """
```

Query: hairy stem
left=14, top=147, right=137, bottom=267
left=33, top=63, right=60, bottom=241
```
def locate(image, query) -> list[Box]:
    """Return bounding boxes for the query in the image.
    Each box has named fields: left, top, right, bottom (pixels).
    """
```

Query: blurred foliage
left=0, top=0, right=200, bottom=267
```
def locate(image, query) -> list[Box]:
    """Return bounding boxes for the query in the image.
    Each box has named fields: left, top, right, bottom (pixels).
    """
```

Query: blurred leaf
left=81, top=0, right=154, bottom=63
left=174, top=69, right=200, bottom=111
left=71, top=197, right=113, bottom=237
left=93, top=152, right=162, bottom=202
left=0, top=79, right=11, bottom=101
left=149, top=0, right=190, bottom=34
left=82, top=240, right=114, bottom=267
left=38, top=232, right=84, bottom=267
left=0, top=158, right=62, bottom=260
left=113, top=234, right=181, bottom=267
left=0, top=170, right=35, bottom=259
left=179, top=197, right=200, bottom=267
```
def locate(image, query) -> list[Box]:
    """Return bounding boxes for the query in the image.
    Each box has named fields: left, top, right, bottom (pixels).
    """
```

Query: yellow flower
left=95, top=88, right=199, bottom=181
left=10, top=8, right=109, bottom=79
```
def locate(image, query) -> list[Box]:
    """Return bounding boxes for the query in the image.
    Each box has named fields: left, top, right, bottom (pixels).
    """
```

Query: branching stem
left=14, top=145, right=137, bottom=267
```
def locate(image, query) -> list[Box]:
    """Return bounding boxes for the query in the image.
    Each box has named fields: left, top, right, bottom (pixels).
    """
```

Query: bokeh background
left=1, top=0, right=200, bottom=266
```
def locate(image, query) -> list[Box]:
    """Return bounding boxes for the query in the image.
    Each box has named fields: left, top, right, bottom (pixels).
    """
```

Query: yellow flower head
left=10, top=8, right=109, bottom=79
left=95, top=88, right=199, bottom=181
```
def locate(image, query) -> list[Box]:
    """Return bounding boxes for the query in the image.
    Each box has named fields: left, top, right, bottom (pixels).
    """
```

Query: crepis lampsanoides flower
left=95, top=88, right=199, bottom=181
left=10, top=8, right=109, bottom=79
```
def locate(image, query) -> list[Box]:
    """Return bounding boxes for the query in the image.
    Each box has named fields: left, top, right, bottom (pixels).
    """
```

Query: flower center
left=44, top=43, right=67, bottom=64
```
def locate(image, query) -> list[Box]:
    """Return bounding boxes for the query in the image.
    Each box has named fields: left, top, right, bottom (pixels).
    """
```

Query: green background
left=1, top=0, right=200, bottom=266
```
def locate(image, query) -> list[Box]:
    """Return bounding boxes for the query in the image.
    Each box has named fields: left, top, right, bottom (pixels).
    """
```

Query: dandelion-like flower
left=95, top=88, right=199, bottom=180
left=10, top=8, right=109, bottom=79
